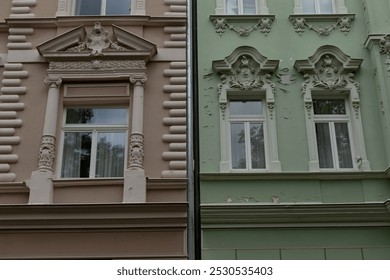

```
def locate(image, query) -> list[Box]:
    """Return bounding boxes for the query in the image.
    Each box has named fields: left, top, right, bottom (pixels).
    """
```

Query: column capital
left=130, top=74, right=147, bottom=86
left=44, top=77, right=62, bottom=88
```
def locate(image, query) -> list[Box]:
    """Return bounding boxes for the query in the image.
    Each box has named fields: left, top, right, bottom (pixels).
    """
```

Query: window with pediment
left=294, top=46, right=370, bottom=172
left=215, top=0, right=269, bottom=15
left=213, top=46, right=281, bottom=172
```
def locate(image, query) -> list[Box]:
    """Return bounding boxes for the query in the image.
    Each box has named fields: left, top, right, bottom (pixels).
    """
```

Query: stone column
left=26, top=77, right=62, bottom=204
left=123, top=74, right=147, bottom=202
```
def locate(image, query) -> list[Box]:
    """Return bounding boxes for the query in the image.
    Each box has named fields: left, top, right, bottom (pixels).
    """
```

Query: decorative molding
left=201, top=202, right=390, bottom=228
left=213, top=46, right=281, bottom=172
left=128, top=133, right=144, bottom=169
left=130, top=74, right=148, bottom=86
left=49, top=60, right=145, bottom=71
left=38, top=135, right=56, bottom=171
left=379, top=34, right=390, bottom=72
left=289, top=14, right=354, bottom=36
left=210, top=15, right=275, bottom=36
left=294, top=45, right=370, bottom=172
left=44, top=77, right=62, bottom=88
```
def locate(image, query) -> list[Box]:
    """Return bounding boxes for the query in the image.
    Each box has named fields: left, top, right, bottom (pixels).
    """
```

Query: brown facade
left=0, top=0, right=187, bottom=259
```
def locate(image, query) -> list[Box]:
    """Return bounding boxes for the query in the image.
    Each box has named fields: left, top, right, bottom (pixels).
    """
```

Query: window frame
left=215, top=0, right=269, bottom=15
left=58, top=106, right=129, bottom=179
left=73, top=0, right=132, bottom=16
left=293, top=0, right=348, bottom=14
left=312, top=97, right=356, bottom=171
left=301, top=0, right=335, bottom=14
left=56, top=0, right=146, bottom=16
left=227, top=97, right=268, bottom=171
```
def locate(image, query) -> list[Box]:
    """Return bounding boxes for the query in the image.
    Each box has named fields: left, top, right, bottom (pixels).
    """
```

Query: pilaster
left=25, top=77, right=62, bottom=204
left=123, top=75, right=147, bottom=203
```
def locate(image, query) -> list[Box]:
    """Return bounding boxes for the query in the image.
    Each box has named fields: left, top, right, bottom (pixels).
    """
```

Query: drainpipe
left=186, top=0, right=200, bottom=260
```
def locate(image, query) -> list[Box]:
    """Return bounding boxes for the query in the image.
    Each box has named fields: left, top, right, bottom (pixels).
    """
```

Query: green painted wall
left=197, top=0, right=390, bottom=259
left=203, top=228, right=390, bottom=260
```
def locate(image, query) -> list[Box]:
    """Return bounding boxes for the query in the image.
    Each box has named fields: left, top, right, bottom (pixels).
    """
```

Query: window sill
left=209, top=15, right=275, bottom=36
left=289, top=14, right=355, bottom=36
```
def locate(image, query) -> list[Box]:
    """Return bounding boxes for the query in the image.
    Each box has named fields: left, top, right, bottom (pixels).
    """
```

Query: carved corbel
left=379, top=34, right=390, bottom=72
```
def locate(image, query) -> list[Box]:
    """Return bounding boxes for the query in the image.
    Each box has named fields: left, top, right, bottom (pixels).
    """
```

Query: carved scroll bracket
left=289, top=14, right=355, bottom=36
left=379, top=34, right=390, bottom=72
left=210, top=15, right=275, bottom=37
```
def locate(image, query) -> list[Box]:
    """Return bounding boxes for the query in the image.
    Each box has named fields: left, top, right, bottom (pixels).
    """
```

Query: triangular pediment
left=37, top=23, right=157, bottom=62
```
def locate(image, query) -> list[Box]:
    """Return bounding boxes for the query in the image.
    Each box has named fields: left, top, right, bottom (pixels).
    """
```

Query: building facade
left=197, top=0, right=390, bottom=259
left=0, top=0, right=188, bottom=259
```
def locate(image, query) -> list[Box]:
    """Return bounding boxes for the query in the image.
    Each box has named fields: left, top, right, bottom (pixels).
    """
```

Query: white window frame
left=215, top=0, right=269, bottom=15
left=293, top=0, right=348, bottom=14
left=58, top=107, right=129, bottom=179
left=56, top=0, right=146, bottom=16
left=227, top=97, right=269, bottom=171
left=312, top=97, right=356, bottom=171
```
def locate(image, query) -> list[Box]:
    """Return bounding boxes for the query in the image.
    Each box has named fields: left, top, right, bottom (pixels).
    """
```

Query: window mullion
left=329, top=122, right=339, bottom=170
left=245, top=122, right=252, bottom=169
left=89, top=130, right=98, bottom=178
left=101, top=0, right=106, bottom=15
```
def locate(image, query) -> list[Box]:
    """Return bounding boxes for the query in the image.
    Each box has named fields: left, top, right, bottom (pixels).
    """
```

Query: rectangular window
left=226, top=0, right=257, bottom=15
left=313, top=99, right=354, bottom=170
left=75, top=0, right=132, bottom=15
left=229, top=100, right=266, bottom=170
left=61, top=108, right=127, bottom=178
left=302, top=0, right=334, bottom=14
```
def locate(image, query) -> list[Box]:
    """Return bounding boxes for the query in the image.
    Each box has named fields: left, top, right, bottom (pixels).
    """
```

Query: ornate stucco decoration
left=289, top=14, right=354, bottom=36
left=128, top=133, right=144, bottom=169
left=210, top=15, right=275, bottom=36
left=294, top=45, right=370, bottom=172
left=379, top=34, right=390, bottom=72
left=212, top=46, right=282, bottom=172
left=37, top=23, right=157, bottom=76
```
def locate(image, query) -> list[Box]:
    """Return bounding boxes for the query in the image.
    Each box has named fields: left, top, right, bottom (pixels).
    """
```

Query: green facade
left=197, top=0, right=390, bottom=259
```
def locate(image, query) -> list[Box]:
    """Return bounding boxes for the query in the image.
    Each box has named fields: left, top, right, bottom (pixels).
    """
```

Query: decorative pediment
left=294, top=45, right=362, bottom=91
left=37, top=22, right=157, bottom=62
left=213, top=46, right=279, bottom=93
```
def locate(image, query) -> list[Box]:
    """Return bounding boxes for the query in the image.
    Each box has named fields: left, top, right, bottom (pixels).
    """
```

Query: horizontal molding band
left=162, top=170, right=186, bottom=178
left=0, top=136, right=20, bottom=145
left=1, top=79, right=22, bottom=86
left=0, top=120, right=22, bottom=128
left=163, top=69, right=186, bottom=77
left=0, top=112, right=17, bottom=119
left=0, top=173, right=17, bottom=182
left=0, top=146, right=13, bottom=154
left=0, top=103, right=24, bottom=111
left=0, top=128, right=16, bottom=136
left=163, top=101, right=186, bottom=109
left=169, top=161, right=187, bottom=170
left=169, top=109, right=186, bottom=117
left=162, top=134, right=186, bottom=143
left=169, top=125, right=186, bottom=134
left=162, top=151, right=186, bottom=160
left=163, top=117, right=186, bottom=125
left=0, top=164, right=11, bottom=173
left=0, top=87, right=27, bottom=95
left=0, top=154, right=18, bottom=163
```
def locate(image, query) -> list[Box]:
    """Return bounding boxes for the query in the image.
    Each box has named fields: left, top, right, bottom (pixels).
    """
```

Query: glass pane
left=230, top=100, right=262, bottom=116
left=250, top=123, right=266, bottom=169
left=226, top=0, right=239, bottom=14
left=302, top=0, right=316, bottom=13
left=335, top=123, right=353, bottom=168
left=75, top=0, right=102, bottom=15
left=319, top=0, right=334, bottom=14
left=243, top=0, right=256, bottom=14
left=96, top=132, right=126, bottom=177
left=66, top=108, right=127, bottom=125
left=61, top=132, right=92, bottom=178
left=231, top=123, right=246, bottom=169
left=315, top=123, right=334, bottom=168
left=313, top=99, right=346, bottom=115
left=106, top=0, right=132, bottom=15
